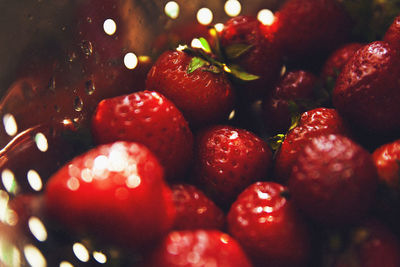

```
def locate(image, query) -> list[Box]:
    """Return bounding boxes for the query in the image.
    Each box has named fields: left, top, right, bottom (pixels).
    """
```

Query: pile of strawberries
left=7, top=0, right=400, bottom=266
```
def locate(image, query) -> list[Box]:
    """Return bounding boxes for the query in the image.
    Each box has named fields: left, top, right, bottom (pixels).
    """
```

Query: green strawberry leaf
left=187, top=57, right=209, bottom=74
left=267, top=133, right=286, bottom=151
left=288, top=101, right=301, bottom=131
left=227, top=64, right=260, bottom=81
left=199, top=37, right=212, bottom=53
left=225, top=43, right=254, bottom=60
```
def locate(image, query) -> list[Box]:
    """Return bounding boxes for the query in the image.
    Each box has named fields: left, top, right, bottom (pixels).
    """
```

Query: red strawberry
left=289, top=134, right=378, bottom=225
left=44, top=141, right=175, bottom=249
left=274, top=107, right=350, bottom=184
left=371, top=139, right=400, bottom=227
left=219, top=15, right=283, bottom=99
left=321, top=43, right=364, bottom=82
left=228, top=182, right=310, bottom=267
left=144, top=230, right=253, bottom=267
left=373, top=139, right=400, bottom=189
left=194, top=125, right=272, bottom=207
left=329, top=220, right=400, bottom=267
left=262, top=70, right=318, bottom=134
left=91, top=90, right=193, bottom=180
left=273, top=0, right=352, bottom=63
left=146, top=50, right=235, bottom=127
left=171, top=184, right=225, bottom=230
left=384, top=15, right=400, bottom=51
left=332, top=41, right=400, bottom=134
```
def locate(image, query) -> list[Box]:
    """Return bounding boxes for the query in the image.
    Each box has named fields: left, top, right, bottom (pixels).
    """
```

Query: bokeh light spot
left=103, top=19, right=117, bottom=35
left=164, top=1, right=180, bottom=19
left=257, top=9, right=275, bottom=26
left=28, top=217, right=48, bottom=242
left=59, top=261, right=74, bottom=267
left=224, top=0, right=241, bottom=17
left=197, top=8, right=213, bottom=25
left=1, top=169, right=18, bottom=194
left=124, top=53, right=138, bottom=70
left=24, top=245, right=47, bottom=267
left=3, top=114, right=18, bottom=136
left=93, top=251, right=107, bottom=264
left=72, top=243, right=90, bottom=262
left=34, top=133, right=48, bottom=152
left=27, top=170, right=43, bottom=192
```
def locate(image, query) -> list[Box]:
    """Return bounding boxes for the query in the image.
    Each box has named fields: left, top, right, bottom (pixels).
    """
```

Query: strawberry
left=372, top=139, right=400, bottom=190
left=332, top=41, right=400, bottom=134
left=44, top=141, right=175, bottom=250
left=321, top=43, right=364, bottom=83
left=91, top=90, right=193, bottom=180
left=371, top=139, right=400, bottom=228
left=274, top=107, right=350, bottom=184
left=262, top=70, right=318, bottom=134
left=326, top=220, right=400, bottom=267
left=146, top=50, right=235, bottom=127
left=219, top=15, right=283, bottom=99
left=227, top=182, right=311, bottom=267
left=194, top=125, right=272, bottom=207
left=384, top=15, right=400, bottom=51
left=171, top=183, right=225, bottom=230
left=144, top=230, right=253, bottom=267
left=273, top=0, right=352, bottom=64
left=289, top=134, right=378, bottom=225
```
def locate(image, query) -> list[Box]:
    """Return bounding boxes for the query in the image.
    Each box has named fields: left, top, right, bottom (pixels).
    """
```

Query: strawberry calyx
left=177, top=33, right=260, bottom=81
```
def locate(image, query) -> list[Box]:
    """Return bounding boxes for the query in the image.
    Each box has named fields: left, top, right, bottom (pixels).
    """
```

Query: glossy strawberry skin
left=146, top=50, right=235, bottom=127
left=289, top=134, right=378, bottom=225
left=219, top=15, right=283, bottom=99
left=171, top=184, right=225, bottom=230
left=333, top=220, right=400, bottom=267
left=144, top=230, right=253, bottom=267
left=262, top=70, right=318, bottom=134
left=194, top=125, right=272, bottom=207
left=333, top=41, right=400, bottom=134
left=274, top=0, right=351, bottom=62
left=44, top=141, right=175, bottom=249
left=384, top=15, right=400, bottom=51
left=228, top=182, right=310, bottom=267
left=91, top=90, right=193, bottom=180
left=321, top=43, right=364, bottom=81
left=373, top=139, right=400, bottom=189
left=274, top=108, right=350, bottom=183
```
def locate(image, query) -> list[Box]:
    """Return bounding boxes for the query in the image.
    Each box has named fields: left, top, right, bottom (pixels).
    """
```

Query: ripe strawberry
left=228, top=182, right=311, bottom=267
left=327, top=220, right=400, bottom=267
left=332, top=41, right=400, bottom=134
left=146, top=50, right=235, bottom=127
left=384, top=15, right=400, bottom=51
left=262, top=70, right=318, bottom=134
left=321, top=43, right=364, bottom=82
left=194, top=125, right=272, bottom=207
left=371, top=139, right=400, bottom=228
left=273, top=0, right=352, bottom=63
left=91, top=90, right=193, bottom=180
left=44, top=141, right=175, bottom=249
left=171, top=184, right=225, bottom=230
left=219, top=15, right=283, bottom=99
left=274, top=107, right=350, bottom=183
left=372, top=139, right=400, bottom=189
left=144, top=230, right=253, bottom=267
left=289, top=134, right=378, bottom=225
